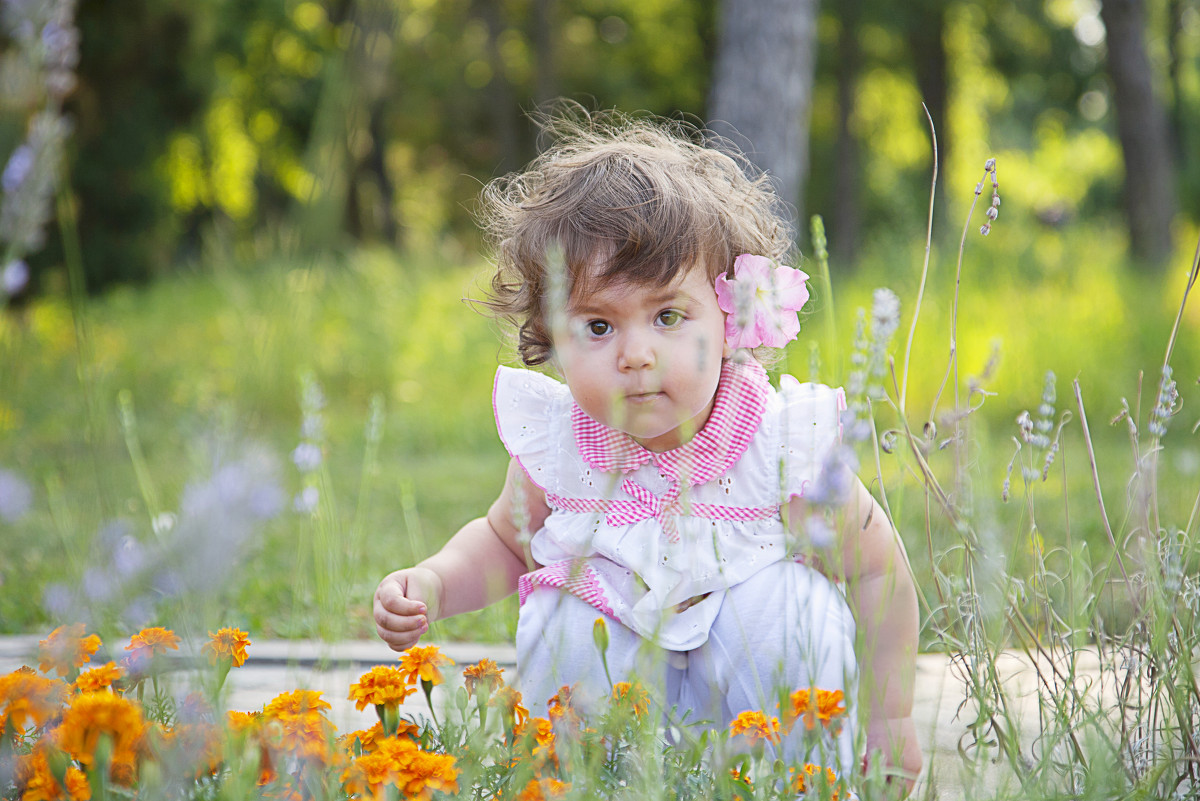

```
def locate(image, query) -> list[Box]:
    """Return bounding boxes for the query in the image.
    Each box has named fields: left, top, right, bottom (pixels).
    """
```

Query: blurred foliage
left=1, top=0, right=1195, bottom=290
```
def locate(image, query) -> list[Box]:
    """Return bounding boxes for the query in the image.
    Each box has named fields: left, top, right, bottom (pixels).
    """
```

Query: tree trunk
left=708, top=0, right=819, bottom=241
left=907, top=1, right=947, bottom=232
left=477, top=0, right=521, bottom=175
left=532, top=0, right=557, bottom=108
left=1099, top=0, right=1176, bottom=268
left=831, top=0, right=861, bottom=267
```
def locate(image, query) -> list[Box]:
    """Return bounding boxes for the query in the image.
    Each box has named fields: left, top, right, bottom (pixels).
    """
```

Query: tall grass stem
left=117, top=390, right=164, bottom=527
left=1072, top=378, right=1129, bottom=585
left=809, top=215, right=837, bottom=378
left=899, top=104, right=938, bottom=413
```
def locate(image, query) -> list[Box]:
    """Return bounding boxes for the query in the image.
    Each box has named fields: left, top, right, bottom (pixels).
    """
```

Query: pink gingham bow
left=606, top=479, right=683, bottom=542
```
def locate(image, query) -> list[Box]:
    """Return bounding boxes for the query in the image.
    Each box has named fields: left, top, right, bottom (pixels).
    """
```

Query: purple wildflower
left=0, top=467, right=32, bottom=522
left=1, top=145, right=34, bottom=193
left=2, top=259, right=30, bottom=295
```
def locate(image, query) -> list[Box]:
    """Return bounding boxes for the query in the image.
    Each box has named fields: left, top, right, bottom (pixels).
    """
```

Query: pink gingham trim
left=546, top=486, right=778, bottom=543
left=518, top=559, right=616, bottom=616
left=571, top=359, right=770, bottom=487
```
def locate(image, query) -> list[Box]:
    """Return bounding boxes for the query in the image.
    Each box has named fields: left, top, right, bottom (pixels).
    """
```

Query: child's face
left=556, top=262, right=730, bottom=452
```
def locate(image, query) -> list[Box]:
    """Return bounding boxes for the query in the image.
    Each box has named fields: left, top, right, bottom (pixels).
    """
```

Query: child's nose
left=617, top=330, right=655, bottom=371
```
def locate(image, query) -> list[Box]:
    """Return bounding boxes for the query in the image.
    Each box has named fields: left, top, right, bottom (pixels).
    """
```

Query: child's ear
left=722, top=334, right=734, bottom=360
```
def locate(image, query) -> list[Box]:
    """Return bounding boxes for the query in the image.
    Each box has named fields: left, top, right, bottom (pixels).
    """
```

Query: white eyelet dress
left=494, top=358, right=858, bottom=771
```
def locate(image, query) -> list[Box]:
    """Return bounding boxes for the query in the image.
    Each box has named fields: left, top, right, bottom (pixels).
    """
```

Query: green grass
left=1, top=227, right=1197, bottom=645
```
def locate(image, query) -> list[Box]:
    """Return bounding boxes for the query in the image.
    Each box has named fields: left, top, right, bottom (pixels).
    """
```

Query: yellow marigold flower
left=1, top=670, right=69, bottom=731
left=787, top=687, right=847, bottom=732
left=462, top=658, right=504, bottom=698
left=54, top=691, right=147, bottom=786
left=37, top=624, right=101, bottom=677
left=349, top=665, right=414, bottom=711
left=397, top=645, right=454, bottom=686
left=789, top=763, right=840, bottom=796
left=517, top=777, right=571, bottom=801
left=74, top=662, right=124, bottom=693
left=728, top=709, right=781, bottom=745
left=125, top=627, right=180, bottom=657
left=15, top=749, right=91, bottom=801
left=611, top=681, right=650, bottom=717
left=205, top=628, right=251, bottom=667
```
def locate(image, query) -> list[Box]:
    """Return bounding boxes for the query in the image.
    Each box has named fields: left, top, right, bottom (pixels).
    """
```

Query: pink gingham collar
left=570, top=359, right=769, bottom=486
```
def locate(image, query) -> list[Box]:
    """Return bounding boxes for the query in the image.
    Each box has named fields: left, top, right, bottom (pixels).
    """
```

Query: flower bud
left=592, top=617, right=609, bottom=657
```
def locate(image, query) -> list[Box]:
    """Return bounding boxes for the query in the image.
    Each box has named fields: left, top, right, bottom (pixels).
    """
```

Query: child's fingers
left=373, top=602, right=429, bottom=651
left=378, top=589, right=428, bottom=618
left=372, top=573, right=425, bottom=617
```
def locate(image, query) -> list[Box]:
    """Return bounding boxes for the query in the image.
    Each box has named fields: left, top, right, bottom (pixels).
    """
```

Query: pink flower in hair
left=714, top=254, right=810, bottom=349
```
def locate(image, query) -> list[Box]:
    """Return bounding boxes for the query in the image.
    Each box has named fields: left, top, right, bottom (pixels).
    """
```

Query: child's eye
left=587, top=320, right=611, bottom=336
left=657, top=310, right=683, bottom=326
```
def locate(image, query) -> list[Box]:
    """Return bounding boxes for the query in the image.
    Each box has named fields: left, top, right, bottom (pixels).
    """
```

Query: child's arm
left=373, top=458, right=550, bottom=651
left=789, top=480, right=923, bottom=791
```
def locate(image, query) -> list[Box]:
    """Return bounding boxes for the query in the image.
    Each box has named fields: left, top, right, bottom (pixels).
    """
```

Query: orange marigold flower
left=263, top=689, right=332, bottom=717
left=789, top=763, right=840, bottom=796
left=514, top=717, right=558, bottom=772
left=125, top=627, right=180, bottom=657
left=16, top=749, right=92, bottom=801
left=517, top=777, right=571, bottom=801
left=205, top=628, right=251, bottom=667
left=338, top=721, right=385, bottom=755
left=462, top=658, right=504, bottom=698
left=787, top=687, right=847, bottom=732
left=1, top=670, right=69, bottom=731
left=400, top=748, right=459, bottom=800
left=74, top=662, right=124, bottom=693
left=729, top=767, right=754, bottom=788
left=340, top=735, right=420, bottom=797
left=262, top=690, right=334, bottom=763
left=349, top=665, right=414, bottom=711
left=397, top=645, right=454, bottom=686
left=37, top=624, right=101, bottom=677
left=547, top=684, right=583, bottom=730
left=611, top=681, right=650, bottom=717
left=54, top=691, right=147, bottom=786
left=226, top=709, right=261, bottom=735
left=728, top=709, right=781, bottom=745
left=490, top=685, right=529, bottom=730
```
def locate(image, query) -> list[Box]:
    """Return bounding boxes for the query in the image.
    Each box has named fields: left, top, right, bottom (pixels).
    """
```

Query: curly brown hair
left=477, top=109, right=795, bottom=367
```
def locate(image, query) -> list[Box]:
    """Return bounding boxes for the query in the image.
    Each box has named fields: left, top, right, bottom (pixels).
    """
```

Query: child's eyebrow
left=568, top=286, right=686, bottom=315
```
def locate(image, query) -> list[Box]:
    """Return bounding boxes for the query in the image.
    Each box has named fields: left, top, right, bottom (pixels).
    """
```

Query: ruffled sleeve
left=492, top=366, right=571, bottom=494
left=777, top=374, right=847, bottom=499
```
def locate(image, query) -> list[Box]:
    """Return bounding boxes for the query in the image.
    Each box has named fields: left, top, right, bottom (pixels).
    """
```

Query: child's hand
left=373, top=567, right=443, bottom=651
left=865, top=715, right=922, bottom=796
